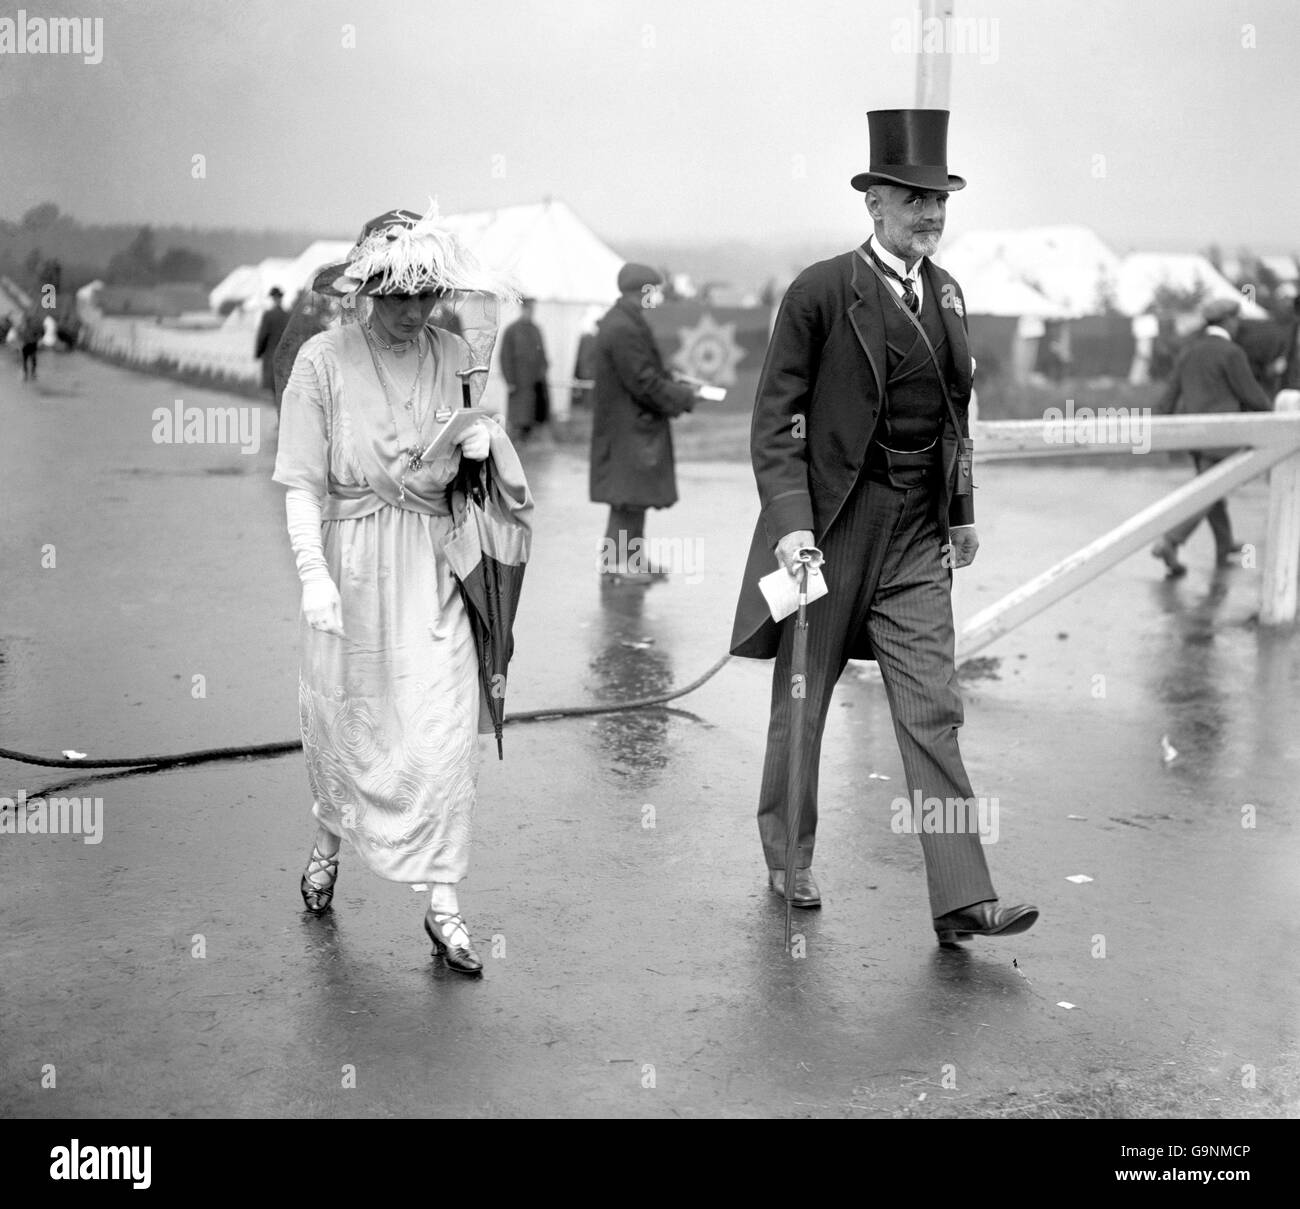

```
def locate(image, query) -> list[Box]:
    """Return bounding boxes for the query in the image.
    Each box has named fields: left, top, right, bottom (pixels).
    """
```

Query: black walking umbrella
left=442, top=369, right=531, bottom=760
left=783, top=559, right=812, bottom=952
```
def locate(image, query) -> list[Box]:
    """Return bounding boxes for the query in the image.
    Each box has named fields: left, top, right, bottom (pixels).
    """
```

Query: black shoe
left=300, top=844, right=339, bottom=914
left=424, top=910, right=483, bottom=975
left=1151, top=538, right=1187, bottom=579
left=933, top=899, right=1038, bottom=945
left=768, top=867, right=822, bottom=908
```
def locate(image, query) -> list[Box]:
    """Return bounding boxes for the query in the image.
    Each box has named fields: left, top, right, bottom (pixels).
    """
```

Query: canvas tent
left=1261, top=254, right=1299, bottom=284
left=1116, top=252, right=1267, bottom=320
left=280, top=240, right=356, bottom=303
left=208, top=264, right=262, bottom=313
left=437, top=199, right=624, bottom=417
left=939, top=225, right=1123, bottom=319
left=211, top=257, right=297, bottom=318
left=216, top=199, right=624, bottom=416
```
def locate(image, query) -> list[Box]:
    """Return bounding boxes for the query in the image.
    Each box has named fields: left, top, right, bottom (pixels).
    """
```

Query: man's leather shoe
left=933, top=899, right=1038, bottom=944
left=769, top=868, right=821, bottom=908
left=1151, top=538, right=1187, bottom=578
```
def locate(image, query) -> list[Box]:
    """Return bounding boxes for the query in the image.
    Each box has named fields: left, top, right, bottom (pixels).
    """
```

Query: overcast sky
left=2, top=0, right=1296, bottom=253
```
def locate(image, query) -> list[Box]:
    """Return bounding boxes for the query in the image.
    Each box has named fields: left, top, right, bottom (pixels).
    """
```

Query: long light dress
left=273, top=323, right=482, bottom=884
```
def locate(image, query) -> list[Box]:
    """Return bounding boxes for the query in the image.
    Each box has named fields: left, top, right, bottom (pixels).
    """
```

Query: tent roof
left=1261, top=254, right=1299, bottom=283
left=208, top=264, right=262, bottom=310
left=1116, top=252, right=1267, bottom=319
left=951, top=256, right=1072, bottom=318
left=280, top=240, right=355, bottom=299
left=438, top=199, right=625, bottom=304
left=211, top=200, right=625, bottom=313
left=938, top=225, right=1123, bottom=318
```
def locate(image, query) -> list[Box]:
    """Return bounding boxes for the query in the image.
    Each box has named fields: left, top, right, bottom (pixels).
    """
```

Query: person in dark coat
left=568, top=307, right=602, bottom=409
left=590, top=264, right=700, bottom=580
left=254, top=287, right=291, bottom=407
left=1151, top=296, right=1274, bottom=577
left=500, top=297, right=550, bottom=441
left=19, top=308, right=44, bottom=381
left=729, top=109, right=1037, bottom=944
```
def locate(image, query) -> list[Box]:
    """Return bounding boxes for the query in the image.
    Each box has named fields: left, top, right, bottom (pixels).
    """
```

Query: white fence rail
left=78, top=306, right=262, bottom=388
left=958, top=400, right=1300, bottom=660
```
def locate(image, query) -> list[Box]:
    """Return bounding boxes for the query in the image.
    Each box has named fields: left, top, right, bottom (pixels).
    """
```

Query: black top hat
left=851, top=109, right=966, bottom=193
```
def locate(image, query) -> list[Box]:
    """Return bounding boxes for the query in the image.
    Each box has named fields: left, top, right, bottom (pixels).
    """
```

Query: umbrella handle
left=456, top=365, right=490, bottom=409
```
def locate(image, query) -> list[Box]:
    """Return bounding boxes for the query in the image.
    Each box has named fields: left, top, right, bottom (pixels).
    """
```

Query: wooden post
left=1262, top=391, right=1300, bottom=624
left=916, top=0, right=955, bottom=108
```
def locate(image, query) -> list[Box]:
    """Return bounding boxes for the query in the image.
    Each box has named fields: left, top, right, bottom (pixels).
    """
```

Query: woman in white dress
left=273, top=205, right=528, bottom=975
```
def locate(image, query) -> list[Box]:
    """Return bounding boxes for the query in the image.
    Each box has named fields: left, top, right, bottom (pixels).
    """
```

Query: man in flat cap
left=1151, top=295, right=1274, bottom=577
left=730, top=109, right=1037, bottom=945
left=590, top=263, right=702, bottom=581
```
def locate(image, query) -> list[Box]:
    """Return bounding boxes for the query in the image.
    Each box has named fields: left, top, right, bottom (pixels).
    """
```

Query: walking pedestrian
left=590, top=264, right=702, bottom=582
left=1151, top=296, right=1273, bottom=578
left=273, top=204, right=529, bottom=976
left=730, top=109, right=1037, bottom=944
left=254, top=287, right=290, bottom=409
left=19, top=308, right=43, bottom=381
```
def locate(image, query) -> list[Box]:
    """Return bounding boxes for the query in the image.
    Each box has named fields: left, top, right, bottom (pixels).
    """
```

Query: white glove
left=302, top=578, right=346, bottom=638
left=456, top=421, right=492, bottom=461
left=285, top=486, right=345, bottom=637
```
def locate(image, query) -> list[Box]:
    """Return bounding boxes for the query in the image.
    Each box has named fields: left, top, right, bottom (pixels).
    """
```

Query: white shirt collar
left=1205, top=325, right=1230, bottom=340
left=869, top=234, right=922, bottom=282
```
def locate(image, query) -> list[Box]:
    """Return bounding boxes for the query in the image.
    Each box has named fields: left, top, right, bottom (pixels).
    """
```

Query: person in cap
left=1150, top=295, right=1273, bottom=577
left=730, top=109, right=1038, bottom=944
left=590, top=263, right=703, bottom=580
left=254, top=286, right=290, bottom=407
left=499, top=296, right=550, bottom=442
left=273, top=203, right=530, bottom=976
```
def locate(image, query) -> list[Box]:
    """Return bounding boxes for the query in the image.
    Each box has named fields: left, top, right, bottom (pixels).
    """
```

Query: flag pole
left=915, top=0, right=955, bottom=108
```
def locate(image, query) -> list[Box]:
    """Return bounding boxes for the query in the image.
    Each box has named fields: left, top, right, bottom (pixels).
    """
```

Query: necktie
left=871, top=251, right=920, bottom=314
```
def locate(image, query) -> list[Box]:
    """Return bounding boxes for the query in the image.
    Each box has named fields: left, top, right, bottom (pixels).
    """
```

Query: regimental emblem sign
left=671, top=312, right=746, bottom=386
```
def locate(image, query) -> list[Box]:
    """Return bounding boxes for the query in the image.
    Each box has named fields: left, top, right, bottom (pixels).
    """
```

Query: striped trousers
left=756, top=472, right=997, bottom=918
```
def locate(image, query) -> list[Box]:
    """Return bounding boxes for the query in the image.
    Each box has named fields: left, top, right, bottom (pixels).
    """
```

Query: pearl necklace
left=363, top=319, right=415, bottom=354
left=362, top=324, right=433, bottom=502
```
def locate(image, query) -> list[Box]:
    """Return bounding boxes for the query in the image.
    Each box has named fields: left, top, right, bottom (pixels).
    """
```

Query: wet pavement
left=2, top=352, right=1298, bottom=1118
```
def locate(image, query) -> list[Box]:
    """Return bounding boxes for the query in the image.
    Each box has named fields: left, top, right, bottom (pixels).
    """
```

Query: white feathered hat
left=311, top=200, right=518, bottom=300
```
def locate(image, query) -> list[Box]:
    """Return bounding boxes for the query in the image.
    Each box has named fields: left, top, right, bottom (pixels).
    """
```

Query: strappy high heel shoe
left=300, top=844, right=340, bottom=914
left=423, top=909, right=483, bottom=975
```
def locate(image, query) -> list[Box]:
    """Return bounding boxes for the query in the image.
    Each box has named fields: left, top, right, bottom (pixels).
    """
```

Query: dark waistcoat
left=873, top=271, right=952, bottom=450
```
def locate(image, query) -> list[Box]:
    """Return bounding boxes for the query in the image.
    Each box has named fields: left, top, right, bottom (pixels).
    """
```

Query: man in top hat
left=1150, top=295, right=1273, bottom=578
left=590, top=263, right=703, bottom=580
left=500, top=296, right=550, bottom=442
left=730, top=109, right=1038, bottom=945
left=254, top=286, right=290, bottom=409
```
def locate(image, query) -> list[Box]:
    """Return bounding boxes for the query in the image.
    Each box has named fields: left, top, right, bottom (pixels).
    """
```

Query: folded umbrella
left=441, top=381, right=533, bottom=759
